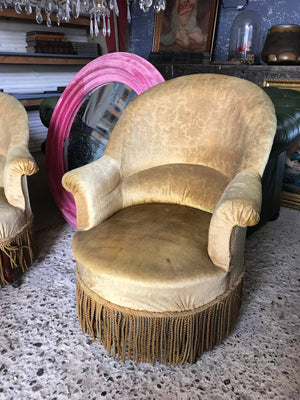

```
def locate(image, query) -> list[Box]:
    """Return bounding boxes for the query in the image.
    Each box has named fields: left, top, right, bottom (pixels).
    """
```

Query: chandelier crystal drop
left=0, top=0, right=166, bottom=37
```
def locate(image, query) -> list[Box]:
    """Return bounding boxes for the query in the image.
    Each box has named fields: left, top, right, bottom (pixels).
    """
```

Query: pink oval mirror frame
left=46, top=52, right=164, bottom=228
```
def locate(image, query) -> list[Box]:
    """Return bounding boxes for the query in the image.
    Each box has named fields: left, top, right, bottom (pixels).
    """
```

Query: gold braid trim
left=76, top=272, right=243, bottom=365
left=0, top=216, right=36, bottom=285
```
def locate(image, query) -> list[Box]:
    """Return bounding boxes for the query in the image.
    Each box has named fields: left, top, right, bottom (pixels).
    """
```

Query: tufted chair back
left=108, top=74, right=275, bottom=177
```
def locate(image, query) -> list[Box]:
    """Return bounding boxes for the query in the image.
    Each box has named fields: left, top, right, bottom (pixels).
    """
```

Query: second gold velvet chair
left=0, top=93, right=39, bottom=285
left=62, top=74, right=277, bottom=365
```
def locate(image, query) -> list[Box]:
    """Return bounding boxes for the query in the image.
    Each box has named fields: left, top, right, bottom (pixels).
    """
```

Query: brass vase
left=262, top=24, right=300, bottom=64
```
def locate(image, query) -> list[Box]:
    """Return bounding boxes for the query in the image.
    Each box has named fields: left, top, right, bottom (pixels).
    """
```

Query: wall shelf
left=0, top=52, right=96, bottom=65
left=9, top=92, right=63, bottom=109
left=0, top=9, right=100, bottom=65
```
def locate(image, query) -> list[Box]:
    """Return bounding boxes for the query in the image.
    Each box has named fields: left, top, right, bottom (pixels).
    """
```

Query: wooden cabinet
left=149, top=59, right=300, bottom=87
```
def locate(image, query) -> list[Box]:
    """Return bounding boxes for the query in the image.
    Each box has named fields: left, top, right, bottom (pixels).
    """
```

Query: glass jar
left=228, top=10, right=263, bottom=64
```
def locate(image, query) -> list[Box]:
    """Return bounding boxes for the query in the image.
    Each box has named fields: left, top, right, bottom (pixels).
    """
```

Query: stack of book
left=26, top=31, right=75, bottom=54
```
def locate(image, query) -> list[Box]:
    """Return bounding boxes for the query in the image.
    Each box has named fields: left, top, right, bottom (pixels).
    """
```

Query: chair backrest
left=0, top=93, right=29, bottom=186
left=106, top=74, right=277, bottom=181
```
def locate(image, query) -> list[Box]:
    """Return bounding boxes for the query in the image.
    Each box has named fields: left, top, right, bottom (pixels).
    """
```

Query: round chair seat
left=74, top=203, right=229, bottom=313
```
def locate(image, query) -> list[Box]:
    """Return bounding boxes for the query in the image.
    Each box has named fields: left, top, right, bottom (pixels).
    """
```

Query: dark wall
left=129, top=2, right=156, bottom=59
left=214, top=0, right=300, bottom=61
left=129, top=0, right=300, bottom=63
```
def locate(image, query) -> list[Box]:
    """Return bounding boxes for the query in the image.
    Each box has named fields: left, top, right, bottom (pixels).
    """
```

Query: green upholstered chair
left=0, top=93, right=39, bottom=285
left=62, top=74, right=277, bottom=365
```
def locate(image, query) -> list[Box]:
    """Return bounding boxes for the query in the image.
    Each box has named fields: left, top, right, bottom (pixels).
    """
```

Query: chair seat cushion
left=0, top=187, right=26, bottom=240
left=74, top=203, right=229, bottom=312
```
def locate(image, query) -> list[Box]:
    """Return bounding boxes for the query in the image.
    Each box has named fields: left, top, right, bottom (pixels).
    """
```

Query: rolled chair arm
left=208, top=170, right=262, bottom=270
left=4, top=144, right=39, bottom=210
left=62, top=155, right=123, bottom=231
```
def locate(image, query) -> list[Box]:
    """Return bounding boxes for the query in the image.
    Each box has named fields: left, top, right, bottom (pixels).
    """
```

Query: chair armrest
left=4, top=145, right=39, bottom=210
left=62, top=155, right=123, bottom=231
left=208, top=170, right=262, bottom=270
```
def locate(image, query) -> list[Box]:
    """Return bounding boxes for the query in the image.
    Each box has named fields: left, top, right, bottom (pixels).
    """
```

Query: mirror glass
left=46, top=52, right=164, bottom=228
left=63, top=82, right=137, bottom=172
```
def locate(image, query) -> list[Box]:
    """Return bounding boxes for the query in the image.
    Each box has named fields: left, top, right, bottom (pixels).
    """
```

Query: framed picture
left=152, top=0, right=220, bottom=55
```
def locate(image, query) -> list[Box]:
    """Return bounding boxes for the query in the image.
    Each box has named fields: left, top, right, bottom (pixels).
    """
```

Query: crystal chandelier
left=0, top=0, right=166, bottom=37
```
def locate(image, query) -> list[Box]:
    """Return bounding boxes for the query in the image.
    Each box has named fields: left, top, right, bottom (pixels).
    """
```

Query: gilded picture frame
left=152, top=0, right=220, bottom=56
left=263, top=78, right=300, bottom=91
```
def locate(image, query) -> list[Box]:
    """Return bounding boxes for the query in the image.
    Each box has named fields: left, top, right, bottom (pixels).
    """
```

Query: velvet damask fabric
left=0, top=93, right=38, bottom=284
left=62, top=74, right=277, bottom=363
left=63, top=74, right=277, bottom=312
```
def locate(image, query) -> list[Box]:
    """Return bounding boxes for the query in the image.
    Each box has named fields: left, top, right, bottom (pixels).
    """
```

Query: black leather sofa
left=248, top=86, right=300, bottom=234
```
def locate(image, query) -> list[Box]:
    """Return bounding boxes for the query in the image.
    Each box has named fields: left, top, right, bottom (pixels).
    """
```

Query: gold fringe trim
left=0, top=217, right=36, bottom=285
left=76, top=273, right=243, bottom=365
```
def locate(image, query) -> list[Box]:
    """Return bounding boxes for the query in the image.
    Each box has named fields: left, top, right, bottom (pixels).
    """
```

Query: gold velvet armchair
left=0, top=93, right=39, bottom=285
left=62, top=74, right=277, bottom=365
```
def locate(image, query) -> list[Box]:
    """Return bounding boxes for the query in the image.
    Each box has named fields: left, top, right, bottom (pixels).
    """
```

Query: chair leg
left=0, top=250, right=13, bottom=284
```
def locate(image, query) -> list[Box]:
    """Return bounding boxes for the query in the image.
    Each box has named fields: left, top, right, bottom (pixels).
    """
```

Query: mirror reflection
left=64, top=82, right=137, bottom=172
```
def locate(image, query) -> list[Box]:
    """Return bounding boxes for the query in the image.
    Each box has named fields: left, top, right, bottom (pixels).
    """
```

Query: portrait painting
left=153, top=0, right=219, bottom=54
